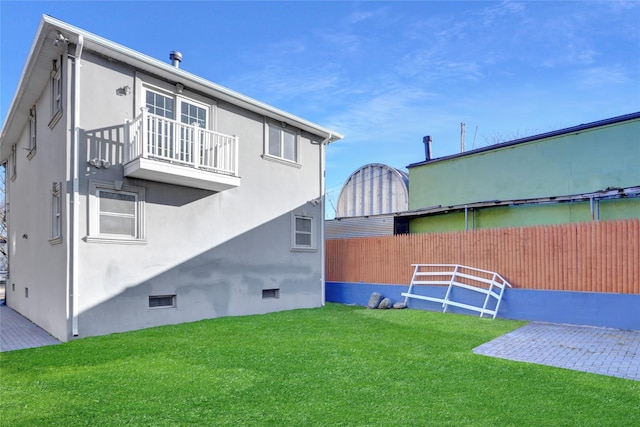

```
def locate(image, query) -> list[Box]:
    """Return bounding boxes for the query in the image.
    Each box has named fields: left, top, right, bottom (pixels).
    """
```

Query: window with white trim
left=49, top=59, right=62, bottom=128
left=50, top=182, right=62, bottom=243
left=144, top=86, right=210, bottom=162
left=87, top=181, right=145, bottom=243
left=10, top=145, right=16, bottom=181
left=292, top=214, right=315, bottom=250
left=27, top=106, right=37, bottom=158
left=266, top=122, right=299, bottom=163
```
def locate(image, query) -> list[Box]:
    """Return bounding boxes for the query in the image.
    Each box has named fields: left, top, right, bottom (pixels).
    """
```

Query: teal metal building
left=405, top=112, right=640, bottom=232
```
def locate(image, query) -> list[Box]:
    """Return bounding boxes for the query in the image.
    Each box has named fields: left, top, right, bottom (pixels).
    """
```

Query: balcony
left=123, top=109, right=240, bottom=192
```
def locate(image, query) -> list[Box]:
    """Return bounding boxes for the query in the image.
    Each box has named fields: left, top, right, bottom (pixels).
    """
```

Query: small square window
left=292, top=214, right=315, bottom=250
left=265, top=122, right=299, bottom=164
left=98, top=190, right=137, bottom=237
left=262, top=289, right=280, bottom=299
left=149, top=295, right=176, bottom=308
left=86, top=181, right=145, bottom=244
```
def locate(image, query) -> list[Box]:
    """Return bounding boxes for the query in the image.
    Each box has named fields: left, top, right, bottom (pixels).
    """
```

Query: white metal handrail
left=401, top=264, right=512, bottom=319
left=124, top=108, right=239, bottom=176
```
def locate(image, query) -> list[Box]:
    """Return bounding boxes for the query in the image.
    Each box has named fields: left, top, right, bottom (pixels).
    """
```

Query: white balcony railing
left=124, top=108, right=239, bottom=177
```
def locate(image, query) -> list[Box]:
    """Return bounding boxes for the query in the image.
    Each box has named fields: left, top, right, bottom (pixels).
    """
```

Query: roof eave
left=48, top=16, right=343, bottom=141
left=0, top=15, right=342, bottom=159
left=407, top=111, right=640, bottom=169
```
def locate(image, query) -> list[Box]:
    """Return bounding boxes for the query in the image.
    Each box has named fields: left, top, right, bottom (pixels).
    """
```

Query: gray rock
left=393, top=302, right=407, bottom=309
left=378, top=298, right=392, bottom=309
left=367, top=292, right=383, bottom=309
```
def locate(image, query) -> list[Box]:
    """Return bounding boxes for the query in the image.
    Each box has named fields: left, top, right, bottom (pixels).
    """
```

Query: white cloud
left=575, top=65, right=632, bottom=87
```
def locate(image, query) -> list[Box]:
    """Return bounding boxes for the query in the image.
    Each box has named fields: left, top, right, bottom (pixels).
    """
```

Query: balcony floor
left=124, top=157, right=240, bottom=192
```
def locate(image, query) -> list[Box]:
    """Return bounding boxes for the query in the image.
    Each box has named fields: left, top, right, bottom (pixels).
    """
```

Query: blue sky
left=1, top=1, right=639, bottom=218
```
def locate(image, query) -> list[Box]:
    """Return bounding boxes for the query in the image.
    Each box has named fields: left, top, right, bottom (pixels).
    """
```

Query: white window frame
left=263, top=120, right=301, bottom=167
left=85, top=181, right=146, bottom=244
left=27, top=106, right=37, bottom=159
left=49, top=58, right=63, bottom=128
left=49, top=182, right=62, bottom=244
left=10, top=145, right=16, bottom=181
left=291, top=213, right=316, bottom=251
left=143, top=83, right=213, bottom=129
left=143, top=84, right=213, bottom=163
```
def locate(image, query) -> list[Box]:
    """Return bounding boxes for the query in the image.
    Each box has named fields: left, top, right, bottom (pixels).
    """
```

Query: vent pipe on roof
left=423, top=135, right=432, bottom=161
left=169, top=51, right=182, bottom=68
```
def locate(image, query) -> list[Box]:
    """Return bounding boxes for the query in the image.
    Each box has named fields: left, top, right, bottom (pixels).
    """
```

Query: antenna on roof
left=472, top=125, right=478, bottom=149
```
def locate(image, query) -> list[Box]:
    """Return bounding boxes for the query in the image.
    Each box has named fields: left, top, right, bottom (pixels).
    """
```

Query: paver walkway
left=0, top=304, right=60, bottom=352
left=474, top=322, right=640, bottom=381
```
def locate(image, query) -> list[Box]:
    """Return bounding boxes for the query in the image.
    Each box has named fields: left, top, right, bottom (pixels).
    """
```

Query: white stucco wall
left=70, top=51, right=326, bottom=338
left=6, top=53, right=70, bottom=340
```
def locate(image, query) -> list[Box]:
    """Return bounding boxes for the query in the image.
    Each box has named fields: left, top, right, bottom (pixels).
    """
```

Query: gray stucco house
left=0, top=16, right=342, bottom=341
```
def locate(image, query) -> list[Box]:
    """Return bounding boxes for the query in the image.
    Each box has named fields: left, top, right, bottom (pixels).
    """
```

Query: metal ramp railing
left=401, top=264, right=512, bottom=319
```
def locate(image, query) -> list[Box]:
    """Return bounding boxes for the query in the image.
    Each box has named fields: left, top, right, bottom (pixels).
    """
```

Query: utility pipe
left=464, top=205, right=469, bottom=231
left=319, top=133, right=332, bottom=305
left=70, top=34, right=83, bottom=337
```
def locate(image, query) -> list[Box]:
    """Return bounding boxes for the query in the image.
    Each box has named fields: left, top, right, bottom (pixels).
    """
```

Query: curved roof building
left=335, top=163, right=409, bottom=218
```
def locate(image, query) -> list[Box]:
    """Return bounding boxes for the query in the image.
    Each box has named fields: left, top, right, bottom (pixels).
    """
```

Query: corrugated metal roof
left=326, top=215, right=395, bottom=239
left=335, top=163, right=409, bottom=218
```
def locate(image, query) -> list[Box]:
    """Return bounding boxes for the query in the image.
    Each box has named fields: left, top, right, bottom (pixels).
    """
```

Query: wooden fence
left=325, top=219, right=640, bottom=294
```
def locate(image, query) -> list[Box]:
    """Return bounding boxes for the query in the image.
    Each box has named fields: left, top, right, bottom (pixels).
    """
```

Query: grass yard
left=1, top=304, right=638, bottom=426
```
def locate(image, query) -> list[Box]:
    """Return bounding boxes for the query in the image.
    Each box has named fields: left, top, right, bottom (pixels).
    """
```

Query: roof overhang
left=0, top=15, right=343, bottom=160
left=396, top=186, right=640, bottom=219
left=407, top=112, right=640, bottom=170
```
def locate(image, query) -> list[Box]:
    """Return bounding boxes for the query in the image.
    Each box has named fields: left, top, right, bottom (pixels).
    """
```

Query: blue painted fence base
left=326, top=282, right=640, bottom=331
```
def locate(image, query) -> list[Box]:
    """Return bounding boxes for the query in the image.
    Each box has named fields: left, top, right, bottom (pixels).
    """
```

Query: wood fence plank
left=326, top=220, right=639, bottom=294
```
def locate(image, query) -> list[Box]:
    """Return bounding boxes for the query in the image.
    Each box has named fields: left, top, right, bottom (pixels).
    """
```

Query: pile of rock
left=367, top=292, right=407, bottom=310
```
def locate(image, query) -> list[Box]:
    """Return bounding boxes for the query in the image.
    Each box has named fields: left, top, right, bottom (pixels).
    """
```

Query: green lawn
left=1, top=304, right=638, bottom=426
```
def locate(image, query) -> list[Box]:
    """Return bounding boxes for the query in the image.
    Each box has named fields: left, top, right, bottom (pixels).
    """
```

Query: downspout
left=472, top=208, right=475, bottom=230
left=464, top=205, right=469, bottom=231
left=70, top=35, right=83, bottom=337
left=319, top=133, right=332, bottom=306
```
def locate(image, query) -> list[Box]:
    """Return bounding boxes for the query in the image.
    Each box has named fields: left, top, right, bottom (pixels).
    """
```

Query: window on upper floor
left=86, top=181, right=145, bottom=244
left=292, top=213, right=316, bottom=251
left=27, top=106, right=37, bottom=159
left=144, top=87, right=210, bottom=162
left=264, top=121, right=300, bottom=165
left=50, top=182, right=62, bottom=244
left=49, top=59, right=63, bottom=128
left=10, top=145, right=16, bottom=181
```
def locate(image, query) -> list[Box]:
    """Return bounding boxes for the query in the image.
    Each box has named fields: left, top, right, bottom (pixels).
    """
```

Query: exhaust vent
left=169, top=51, right=182, bottom=68
left=423, top=135, right=432, bottom=161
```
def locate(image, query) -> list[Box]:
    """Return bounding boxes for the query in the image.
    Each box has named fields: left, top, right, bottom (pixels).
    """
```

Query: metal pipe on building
left=465, top=205, right=469, bottom=231
left=423, top=135, right=432, bottom=161
left=319, top=133, right=333, bottom=306
left=170, top=51, right=182, bottom=68
left=70, top=34, right=84, bottom=337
